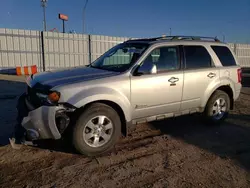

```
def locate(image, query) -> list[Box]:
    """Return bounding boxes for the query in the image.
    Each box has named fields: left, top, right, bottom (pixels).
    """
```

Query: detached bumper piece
left=22, top=106, right=66, bottom=140
left=16, top=93, right=72, bottom=141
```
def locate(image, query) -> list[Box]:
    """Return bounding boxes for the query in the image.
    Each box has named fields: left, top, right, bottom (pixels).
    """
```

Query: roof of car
left=124, top=36, right=227, bottom=46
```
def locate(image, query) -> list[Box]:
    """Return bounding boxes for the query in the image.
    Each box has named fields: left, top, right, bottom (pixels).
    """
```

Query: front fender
left=67, top=87, right=132, bottom=122
left=201, top=77, right=235, bottom=108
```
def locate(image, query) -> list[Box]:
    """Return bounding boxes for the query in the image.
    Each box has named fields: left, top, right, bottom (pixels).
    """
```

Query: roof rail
left=125, top=37, right=161, bottom=42
left=158, top=36, right=221, bottom=42
left=125, top=35, right=221, bottom=43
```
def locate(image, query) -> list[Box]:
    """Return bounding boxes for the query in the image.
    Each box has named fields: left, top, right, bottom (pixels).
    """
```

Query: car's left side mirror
left=135, top=62, right=157, bottom=76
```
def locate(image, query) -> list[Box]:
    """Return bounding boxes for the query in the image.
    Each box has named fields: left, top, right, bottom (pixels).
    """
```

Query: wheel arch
left=74, top=100, right=128, bottom=136
left=204, top=85, right=234, bottom=110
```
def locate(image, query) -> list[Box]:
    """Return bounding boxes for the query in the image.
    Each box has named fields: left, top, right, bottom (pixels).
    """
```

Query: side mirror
left=136, top=62, right=157, bottom=75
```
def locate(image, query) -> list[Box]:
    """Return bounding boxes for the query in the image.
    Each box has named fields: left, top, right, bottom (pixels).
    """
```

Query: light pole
left=222, top=34, right=225, bottom=42
left=41, top=0, right=48, bottom=31
left=83, top=0, right=89, bottom=34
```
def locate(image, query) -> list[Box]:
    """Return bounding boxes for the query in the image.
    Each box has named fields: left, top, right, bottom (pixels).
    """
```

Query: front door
left=130, top=45, right=184, bottom=119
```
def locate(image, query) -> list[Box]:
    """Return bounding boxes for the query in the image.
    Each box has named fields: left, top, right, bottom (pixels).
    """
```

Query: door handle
left=207, top=72, right=216, bottom=78
left=168, top=77, right=179, bottom=83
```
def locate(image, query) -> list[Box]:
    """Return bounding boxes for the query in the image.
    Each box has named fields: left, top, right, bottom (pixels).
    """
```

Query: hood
left=28, top=66, right=119, bottom=88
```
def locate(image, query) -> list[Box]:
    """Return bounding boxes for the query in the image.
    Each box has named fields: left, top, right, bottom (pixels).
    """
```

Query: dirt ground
left=0, top=75, right=250, bottom=188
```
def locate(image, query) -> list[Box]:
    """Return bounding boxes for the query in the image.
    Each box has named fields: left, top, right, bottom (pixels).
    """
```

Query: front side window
left=90, top=43, right=148, bottom=72
left=184, top=46, right=212, bottom=69
left=142, top=46, right=180, bottom=72
left=211, top=46, right=236, bottom=66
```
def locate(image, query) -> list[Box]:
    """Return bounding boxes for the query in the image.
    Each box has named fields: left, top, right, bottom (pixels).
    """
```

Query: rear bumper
left=17, top=93, right=69, bottom=140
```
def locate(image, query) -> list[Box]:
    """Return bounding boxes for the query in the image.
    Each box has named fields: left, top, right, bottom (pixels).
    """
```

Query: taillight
left=237, top=68, right=242, bottom=83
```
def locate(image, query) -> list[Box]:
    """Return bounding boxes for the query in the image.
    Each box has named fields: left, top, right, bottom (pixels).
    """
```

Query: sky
left=0, top=0, right=249, bottom=43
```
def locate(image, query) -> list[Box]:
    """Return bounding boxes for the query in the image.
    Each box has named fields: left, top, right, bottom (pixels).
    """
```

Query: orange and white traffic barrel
left=16, top=65, right=38, bottom=76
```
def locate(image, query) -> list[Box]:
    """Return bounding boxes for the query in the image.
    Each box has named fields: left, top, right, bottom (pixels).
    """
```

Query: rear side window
left=184, top=46, right=212, bottom=69
left=211, top=46, right=236, bottom=66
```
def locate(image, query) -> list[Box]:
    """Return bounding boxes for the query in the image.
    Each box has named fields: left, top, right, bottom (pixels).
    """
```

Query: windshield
left=90, top=43, right=149, bottom=72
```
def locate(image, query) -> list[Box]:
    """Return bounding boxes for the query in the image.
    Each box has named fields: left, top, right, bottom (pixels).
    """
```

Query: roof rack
left=125, top=37, right=161, bottom=42
left=158, top=36, right=221, bottom=42
left=126, top=35, right=221, bottom=43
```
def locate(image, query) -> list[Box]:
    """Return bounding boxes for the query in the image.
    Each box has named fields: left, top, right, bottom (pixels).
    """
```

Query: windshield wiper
left=89, top=64, right=107, bottom=71
left=88, top=64, right=98, bottom=68
left=88, top=63, right=121, bottom=72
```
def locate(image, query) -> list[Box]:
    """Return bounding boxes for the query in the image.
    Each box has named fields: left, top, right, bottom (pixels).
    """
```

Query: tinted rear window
left=184, top=46, right=212, bottom=69
left=211, top=46, right=236, bottom=66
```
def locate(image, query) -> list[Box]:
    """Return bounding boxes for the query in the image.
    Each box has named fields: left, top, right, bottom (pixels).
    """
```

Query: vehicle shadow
left=242, top=76, right=250, bottom=87
left=0, top=77, right=26, bottom=146
left=151, top=113, right=250, bottom=171
left=33, top=138, right=78, bottom=154
left=242, top=68, right=250, bottom=87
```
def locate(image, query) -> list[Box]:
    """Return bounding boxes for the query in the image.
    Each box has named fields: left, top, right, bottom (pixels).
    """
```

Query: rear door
left=181, top=45, right=220, bottom=110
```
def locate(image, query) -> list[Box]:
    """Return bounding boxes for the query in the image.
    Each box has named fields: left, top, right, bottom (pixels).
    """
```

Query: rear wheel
left=72, top=103, right=121, bottom=156
left=204, top=90, right=230, bottom=124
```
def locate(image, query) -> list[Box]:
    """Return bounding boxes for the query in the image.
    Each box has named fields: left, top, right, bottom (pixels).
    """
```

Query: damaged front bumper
left=17, top=93, right=73, bottom=140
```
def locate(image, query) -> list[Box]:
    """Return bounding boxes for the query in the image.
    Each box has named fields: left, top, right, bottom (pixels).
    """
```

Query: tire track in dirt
left=1, top=92, right=250, bottom=187
left=59, top=146, right=168, bottom=187
left=96, top=136, right=168, bottom=167
left=39, top=130, right=169, bottom=188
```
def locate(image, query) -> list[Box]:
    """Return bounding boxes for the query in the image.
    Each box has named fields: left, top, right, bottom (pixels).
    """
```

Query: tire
left=204, top=90, right=230, bottom=125
left=72, top=103, right=121, bottom=156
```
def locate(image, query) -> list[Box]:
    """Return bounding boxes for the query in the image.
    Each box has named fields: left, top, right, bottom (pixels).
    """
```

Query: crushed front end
left=14, top=83, right=75, bottom=143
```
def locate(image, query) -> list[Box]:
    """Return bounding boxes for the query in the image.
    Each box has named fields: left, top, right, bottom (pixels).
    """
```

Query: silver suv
left=15, top=36, right=242, bottom=156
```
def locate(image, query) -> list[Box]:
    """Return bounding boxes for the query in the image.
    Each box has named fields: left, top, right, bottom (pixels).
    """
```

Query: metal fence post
left=88, top=34, right=92, bottom=65
left=41, top=31, right=46, bottom=71
left=234, top=43, right=237, bottom=56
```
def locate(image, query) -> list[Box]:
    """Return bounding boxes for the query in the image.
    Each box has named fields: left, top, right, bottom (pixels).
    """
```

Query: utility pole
left=41, top=0, right=48, bottom=31
left=83, top=0, right=89, bottom=34
left=169, top=28, right=172, bottom=36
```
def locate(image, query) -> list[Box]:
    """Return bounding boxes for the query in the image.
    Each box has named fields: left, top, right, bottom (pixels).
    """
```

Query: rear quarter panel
left=219, top=66, right=242, bottom=100
left=201, top=44, right=242, bottom=107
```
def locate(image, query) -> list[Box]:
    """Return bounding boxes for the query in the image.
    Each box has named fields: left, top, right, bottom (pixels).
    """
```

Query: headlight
left=48, top=91, right=60, bottom=103
left=36, top=91, right=60, bottom=104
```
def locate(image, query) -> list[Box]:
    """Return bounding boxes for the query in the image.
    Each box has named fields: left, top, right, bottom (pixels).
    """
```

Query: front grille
left=26, top=83, right=53, bottom=108
left=26, top=86, right=43, bottom=108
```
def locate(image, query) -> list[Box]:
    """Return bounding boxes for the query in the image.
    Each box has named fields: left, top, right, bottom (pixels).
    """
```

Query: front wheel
left=72, top=103, right=121, bottom=156
left=204, top=90, right=230, bottom=124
